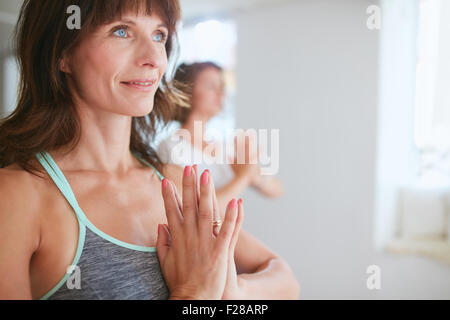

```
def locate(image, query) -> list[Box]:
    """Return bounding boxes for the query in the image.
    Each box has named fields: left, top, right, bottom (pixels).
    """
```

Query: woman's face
left=191, top=67, right=225, bottom=118
left=63, top=12, right=169, bottom=117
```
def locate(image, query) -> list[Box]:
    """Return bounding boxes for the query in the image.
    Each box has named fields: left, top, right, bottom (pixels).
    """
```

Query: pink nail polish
left=229, top=198, right=237, bottom=209
left=184, top=166, right=191, bottom=177
left=201, top=170, right=209, bottom=185
left=162, top=179, right=168, bottom=189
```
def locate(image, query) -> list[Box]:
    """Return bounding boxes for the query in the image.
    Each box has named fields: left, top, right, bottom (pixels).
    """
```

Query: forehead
left=106, top=12, right=167, bottom=28
left=197, top=68, right=223, bottom=82
left=90, top=0, right=170, bottom=30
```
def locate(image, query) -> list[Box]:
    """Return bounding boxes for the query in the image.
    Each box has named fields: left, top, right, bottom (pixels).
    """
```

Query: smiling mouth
left=120, top=80, right=156, bottom=92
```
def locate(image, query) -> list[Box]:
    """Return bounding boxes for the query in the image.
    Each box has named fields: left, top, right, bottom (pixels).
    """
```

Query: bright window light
left=414, top=0, right=442, bottom=150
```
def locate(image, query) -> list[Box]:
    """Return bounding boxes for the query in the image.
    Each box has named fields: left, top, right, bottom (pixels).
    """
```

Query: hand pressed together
left=156, top=165, right=244, bottom=300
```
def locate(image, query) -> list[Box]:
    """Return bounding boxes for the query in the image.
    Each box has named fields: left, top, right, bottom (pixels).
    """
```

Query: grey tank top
left=36, top=151, right=170, bottom=300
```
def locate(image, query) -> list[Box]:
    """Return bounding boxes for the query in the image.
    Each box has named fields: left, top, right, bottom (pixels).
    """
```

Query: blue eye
left=113, top=28, right=128, bottom=38
left=153, top=32, right=167, bottom=43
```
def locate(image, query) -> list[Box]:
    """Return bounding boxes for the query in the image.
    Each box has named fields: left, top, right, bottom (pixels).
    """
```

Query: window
left=153, top=19, right=238, bottom=148
left=414, top=0, right=442, bottom=149
left=414, top=0, right=450, bottom=182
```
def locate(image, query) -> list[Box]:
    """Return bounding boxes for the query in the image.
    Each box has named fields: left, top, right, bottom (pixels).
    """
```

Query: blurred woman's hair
left=0, top=0, right=184, bottom=175
left=173, top=61, right=223, bottom=124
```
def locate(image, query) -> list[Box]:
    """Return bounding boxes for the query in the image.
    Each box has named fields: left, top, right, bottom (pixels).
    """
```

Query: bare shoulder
left=0, top=165, right=46, bottom=243
left=0, top=163, right=46, bottom=196
left=0, top=164, right=35, bottom=198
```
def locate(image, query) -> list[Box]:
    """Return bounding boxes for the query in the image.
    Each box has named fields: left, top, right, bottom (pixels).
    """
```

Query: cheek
left=83, top=45, right=121, bottom=82
left=202, top=91, right=218, bottom=105
left=192, top=92, right=213, bottom=113
left=159, top=54, right=168, bottom=80
left=192, top=90, right=206, bottom=108
left=161, top=49, right=168, bottom=68
left=70, top=43, right=126, bottom=99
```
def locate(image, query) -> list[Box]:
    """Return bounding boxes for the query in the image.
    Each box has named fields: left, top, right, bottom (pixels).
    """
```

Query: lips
left=120, top=79, right=157, bottom=92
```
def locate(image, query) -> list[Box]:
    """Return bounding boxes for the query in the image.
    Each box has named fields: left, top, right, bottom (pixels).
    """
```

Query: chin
left=111, top=104, right=153, bottom=117
left=123, top=98, right=155, bottom=116
left=132, top=104, right=154, bottom=117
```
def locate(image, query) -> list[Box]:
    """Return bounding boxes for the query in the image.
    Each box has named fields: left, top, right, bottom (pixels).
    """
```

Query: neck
left=51, top=102, right=139, bottom=175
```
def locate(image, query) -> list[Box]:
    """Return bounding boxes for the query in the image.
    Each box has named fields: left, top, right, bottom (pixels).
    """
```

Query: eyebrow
left=117, top=19, right=168, bottom=29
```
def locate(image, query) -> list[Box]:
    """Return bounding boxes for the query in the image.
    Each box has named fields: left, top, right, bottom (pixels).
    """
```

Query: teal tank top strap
left=131, top=151, right=165, bottom=181
left=35, top=151, right=90, bottom=227
left=36, top=151, right=87, bottom=300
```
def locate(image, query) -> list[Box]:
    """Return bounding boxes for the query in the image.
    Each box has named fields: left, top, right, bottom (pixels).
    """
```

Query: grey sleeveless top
left=36, top=151, right=170, bottom=300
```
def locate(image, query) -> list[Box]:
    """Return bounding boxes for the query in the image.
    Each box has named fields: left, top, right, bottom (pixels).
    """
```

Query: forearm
left=252, top=176, right=284, bottom=198
left=238, top=257, right=300, bottom=300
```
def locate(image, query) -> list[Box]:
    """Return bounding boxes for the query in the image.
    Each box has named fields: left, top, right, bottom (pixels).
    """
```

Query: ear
left=58, top=56, right=71, bottom=74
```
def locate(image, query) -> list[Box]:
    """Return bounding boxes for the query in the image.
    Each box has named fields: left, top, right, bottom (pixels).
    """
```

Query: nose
left=135, top=37, right=166, bottom=69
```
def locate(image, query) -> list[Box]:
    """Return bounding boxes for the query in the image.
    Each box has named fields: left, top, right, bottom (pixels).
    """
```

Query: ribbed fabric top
left=35, top=151, right=169, bottom=300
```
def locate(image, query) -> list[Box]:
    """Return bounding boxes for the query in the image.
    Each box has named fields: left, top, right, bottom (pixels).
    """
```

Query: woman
left=0, top=0, right=299, bottom=300
left=158, top=62, right=285, bottom=213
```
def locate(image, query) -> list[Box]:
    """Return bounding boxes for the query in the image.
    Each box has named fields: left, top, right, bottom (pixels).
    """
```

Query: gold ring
left=212, top=220, right=222, bottom=227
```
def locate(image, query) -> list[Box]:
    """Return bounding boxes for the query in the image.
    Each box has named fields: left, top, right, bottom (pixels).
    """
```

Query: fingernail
left=157, top=224, right=161, bottom=235
left=201, top=170, right=209, bottom=185
left=229, top=198, right=237, bottom=209
left=238, top=198, right=243, bottom=205
left=184, top=166, right=191, bottom=177
left=162, top=179, right=168, bottom=189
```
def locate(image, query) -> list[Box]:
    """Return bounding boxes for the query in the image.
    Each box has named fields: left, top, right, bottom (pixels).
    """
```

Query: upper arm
left=0, top=170, right=40, bottom=299
left=234, top=228, right=277, bottom=275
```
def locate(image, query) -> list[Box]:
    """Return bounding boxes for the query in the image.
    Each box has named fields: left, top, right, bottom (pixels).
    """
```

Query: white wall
left=2, top=55, right=19, bottom=116
left=0, top=19, right=17, bottom=116
left=234, top=0, right=450, bottom=299
left=435, top=0, right=450, bottom=128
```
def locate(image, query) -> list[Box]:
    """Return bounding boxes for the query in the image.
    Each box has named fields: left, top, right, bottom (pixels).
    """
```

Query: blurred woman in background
left=158, top=62, right=284, bottom=213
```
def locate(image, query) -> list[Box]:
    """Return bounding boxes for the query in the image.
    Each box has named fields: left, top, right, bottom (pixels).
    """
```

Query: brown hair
left=0, top=0, right=184, bottom=176
left=173, top=61, right=223, bottom=124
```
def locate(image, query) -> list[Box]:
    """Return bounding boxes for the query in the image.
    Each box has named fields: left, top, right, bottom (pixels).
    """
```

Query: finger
left=180, top=166, right=197, bottom=231
left=215, top=198, right=238, bottom=252
left=229, top=198, right=244, bottom=253
left=161, top=178, right=182, bottom=233
left=170, top=180, right=183, bottom=215
left=192, top=164, right=200, bottom=206
left=211, top=180, right=222, bottom=237
left=164, top=224, right=171, bottom=245
left=169, top=181, right=183, bottom=224
left=156, top=224, right=170, bottom=264
left=198, top=170, right=214, bottom=240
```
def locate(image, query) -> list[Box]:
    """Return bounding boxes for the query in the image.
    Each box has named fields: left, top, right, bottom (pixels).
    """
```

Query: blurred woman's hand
left=157, top=166, right=242, bottom=300
left=232, top=134, right=284, bottom=198
left=250, top=174, right=285, bottom=198
left=230, top=162, right=260, bottom=180
left=231, top=134, right=260, bottom=180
